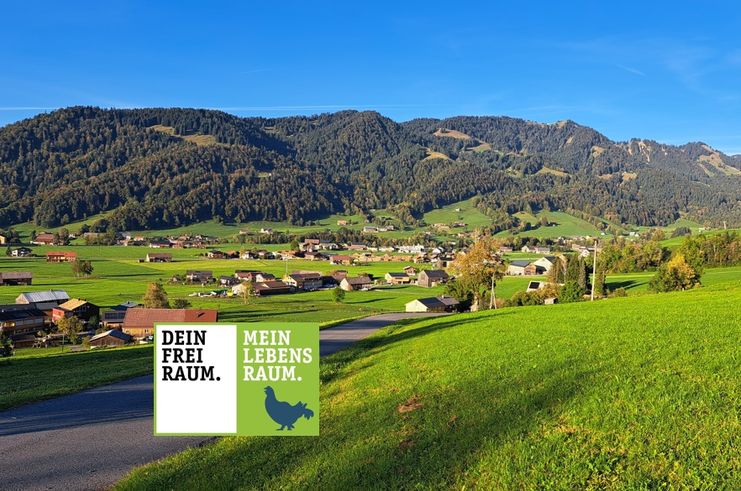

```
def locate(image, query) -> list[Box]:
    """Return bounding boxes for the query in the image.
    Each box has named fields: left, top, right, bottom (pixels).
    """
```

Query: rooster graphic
left=264, top=386, right=314, bottom=430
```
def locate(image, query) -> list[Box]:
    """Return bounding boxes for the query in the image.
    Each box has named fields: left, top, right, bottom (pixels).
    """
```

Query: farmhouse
left=532, top=256, right=558, bottom=274
left=146, top=253, right=172, bottom=263
left=207, top=250, right=226, bottom=259
left=253, top=281, right=293, bottom=296
left=0, top=306, right=46, bottom=337
left=31, top=233, right=56, bottom=245
left=46, top=251, right=77, bottom=263
left=122, top=308, right=218, bottom=339
left=330, top=255, right=354, bottom=265
left=217, top=275, right=238, bottom=286
left=317, top=240, right=339, bottom=250
left=347, top=243, right=368, bottom=251
left=102, top=301, right=138, bottom=329
left=340, top=276, right=373, bottom=291
left=51, top=299, right=100, bottom=324
left=90, top=329, right=132, bottom=347
left=506, top=260, right=531, bottom=276
left=149, top=240, right=172, bottom=248
left=284, top=273, right=323, bottom=291
left=417, top=269, right=450, bottom=288
left=0, top=272, right=32, bottom=286
left=403, top=265, right=418, bottom=276
left=16, top=290, right=70, bottom=312
left=405, top=296, right=459, bottom=313
left=234, top=270, right=260, bottom=281
left=10, top=247, right=32, bottom=257
left=186, top=270, right=214, bottom=283
left=301, top=239, right=321, bottom=250
left=385, top=272, right=412, bottom=285
left=398, top=245, right=426, bottom=254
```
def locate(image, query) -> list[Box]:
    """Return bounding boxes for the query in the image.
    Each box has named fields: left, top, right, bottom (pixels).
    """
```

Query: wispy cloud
left=615, top=64, right=646, bottom=76
left=558, top=36, right=741, bottom=104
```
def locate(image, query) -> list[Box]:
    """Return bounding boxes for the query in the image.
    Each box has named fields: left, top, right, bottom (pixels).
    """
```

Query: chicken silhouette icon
left=264, top=386, right=314, bottom=430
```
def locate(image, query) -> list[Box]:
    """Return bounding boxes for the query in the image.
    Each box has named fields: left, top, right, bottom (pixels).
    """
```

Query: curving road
left=0, top=312, right=446, bottom=491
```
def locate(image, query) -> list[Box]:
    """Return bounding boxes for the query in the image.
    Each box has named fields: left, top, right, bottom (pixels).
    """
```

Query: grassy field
left=117, top=282, right=741, bottom=489
left=421, top=197, right=492, bottom=229
left=496, top=210, right=604, bottom=238
left=0, top=345, right=152, bottom=410
left=2, top=244, right=740, bottom=321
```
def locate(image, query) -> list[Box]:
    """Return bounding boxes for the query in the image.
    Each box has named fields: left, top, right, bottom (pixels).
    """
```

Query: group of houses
left=118, top=233, right=219, bottom=248
left=0, top=287, right=219, bottom=348
left=166, top=264, right=453, bottom=299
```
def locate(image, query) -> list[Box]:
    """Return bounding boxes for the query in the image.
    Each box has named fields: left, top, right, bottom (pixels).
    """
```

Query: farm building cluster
left=0, top=288, right=219, bottom=349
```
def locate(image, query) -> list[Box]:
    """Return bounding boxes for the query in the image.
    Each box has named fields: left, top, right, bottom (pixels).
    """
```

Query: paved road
left=0, top=312, right=446, bottom=491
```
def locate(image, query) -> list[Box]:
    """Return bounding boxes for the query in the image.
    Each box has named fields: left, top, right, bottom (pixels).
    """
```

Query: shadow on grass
left=125, top=359, right=594, bottom=489
left=320, top=313, right=513, bottom=385
left=606, top=280, right=639, bottom=290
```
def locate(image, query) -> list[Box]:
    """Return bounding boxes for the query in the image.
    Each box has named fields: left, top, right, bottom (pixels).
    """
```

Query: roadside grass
left=0, top=345, right=152, bottom=410
left=117, top=283, right=741, bottom=489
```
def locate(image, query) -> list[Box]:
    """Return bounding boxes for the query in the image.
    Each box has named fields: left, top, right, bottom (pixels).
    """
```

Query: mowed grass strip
left=0, top=345, right=153, bottom=410
left=117, top=285, right=741, bottom=489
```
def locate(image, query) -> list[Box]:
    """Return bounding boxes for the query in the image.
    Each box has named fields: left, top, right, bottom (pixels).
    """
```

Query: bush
left=610, top=287, right=627, bottom=298
left=1, top=335, right=14, bottom=357
left=650, top=254, right=701, bottom=292
left=332, top=287, right=345, bottom=303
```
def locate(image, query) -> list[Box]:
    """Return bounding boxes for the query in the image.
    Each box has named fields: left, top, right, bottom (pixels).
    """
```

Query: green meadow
left=497, top=210, right=604, bottom=238
left=118, top=282, right=741, bottom=489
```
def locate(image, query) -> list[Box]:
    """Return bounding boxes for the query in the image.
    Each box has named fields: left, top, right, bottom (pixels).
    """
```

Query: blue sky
left=2, top=1, right=741, bottom=154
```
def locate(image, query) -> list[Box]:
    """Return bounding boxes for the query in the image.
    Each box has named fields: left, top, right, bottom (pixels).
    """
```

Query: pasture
left=118, top=282, right=741, bottom=489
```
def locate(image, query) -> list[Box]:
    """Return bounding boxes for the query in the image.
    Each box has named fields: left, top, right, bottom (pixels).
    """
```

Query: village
left=0, top=229, right=602, bottom=350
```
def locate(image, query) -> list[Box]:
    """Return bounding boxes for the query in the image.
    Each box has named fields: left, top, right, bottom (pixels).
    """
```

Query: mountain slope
left=0, top=107, right=739, bottom=230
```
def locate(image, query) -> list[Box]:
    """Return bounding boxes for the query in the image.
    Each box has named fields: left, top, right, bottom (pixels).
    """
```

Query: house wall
left=91, top=336, right=127, bottom=347
left=123, top=326, right=153, bottom=338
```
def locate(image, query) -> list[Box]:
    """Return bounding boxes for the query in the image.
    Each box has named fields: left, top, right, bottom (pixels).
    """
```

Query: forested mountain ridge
left=0, top=107, right=738, bottom=230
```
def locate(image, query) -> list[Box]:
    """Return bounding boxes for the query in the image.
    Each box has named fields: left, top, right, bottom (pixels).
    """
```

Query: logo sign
left=154, top=322, right=319, bottom=436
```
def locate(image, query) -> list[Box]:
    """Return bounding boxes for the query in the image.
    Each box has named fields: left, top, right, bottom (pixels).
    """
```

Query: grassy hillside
left=118, top=284, right=740, bottom=489
left=496, top=210, right=604, bottom=238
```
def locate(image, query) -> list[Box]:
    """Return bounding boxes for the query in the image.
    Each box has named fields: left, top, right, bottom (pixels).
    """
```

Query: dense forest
left=0, top=107, right=739, bottom=230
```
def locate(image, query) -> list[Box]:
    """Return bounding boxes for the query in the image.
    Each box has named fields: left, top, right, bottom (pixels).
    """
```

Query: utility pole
left=590, top=239, right=598, bottom=301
